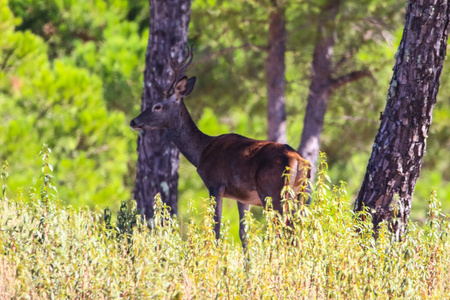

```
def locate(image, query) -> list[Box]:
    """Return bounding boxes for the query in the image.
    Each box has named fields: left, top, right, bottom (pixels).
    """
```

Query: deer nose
left=130, top=119, right=142, bottom=129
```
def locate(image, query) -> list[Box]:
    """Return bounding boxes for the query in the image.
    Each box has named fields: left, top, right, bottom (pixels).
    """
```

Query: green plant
left=1, top=151, right=450, bottom=298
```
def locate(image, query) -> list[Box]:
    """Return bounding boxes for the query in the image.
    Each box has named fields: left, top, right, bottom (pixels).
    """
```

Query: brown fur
left=131, top=75, right=310, bottom=245
left=197, top=134, right=310, bottom=211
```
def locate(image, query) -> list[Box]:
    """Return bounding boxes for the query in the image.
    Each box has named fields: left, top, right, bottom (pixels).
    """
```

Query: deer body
left=198, top=133, right=308, bottom=209
left=130, top=47, right=310, bottom=245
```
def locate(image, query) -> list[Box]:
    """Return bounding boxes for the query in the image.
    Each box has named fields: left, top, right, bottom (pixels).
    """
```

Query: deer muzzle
left=130, top=119, right=144, bottom=130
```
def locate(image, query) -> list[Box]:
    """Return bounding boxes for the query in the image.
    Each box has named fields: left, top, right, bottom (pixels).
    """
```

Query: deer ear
left=175, top=76, right=196, bottom=99
left=184, top=77, right=196, bottom=97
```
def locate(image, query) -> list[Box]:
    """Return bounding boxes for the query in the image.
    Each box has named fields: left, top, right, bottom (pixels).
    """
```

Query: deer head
left=130, top=45, right=196, bottom=131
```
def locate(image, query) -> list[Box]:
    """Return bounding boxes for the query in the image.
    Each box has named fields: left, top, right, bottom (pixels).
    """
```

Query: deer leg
left=237, top=202, right=250, bottom=247
left=257, top=192, right=283, bottom=213
left=208, top=185, right=225, bottom=240
left=256, top=170, right=284, bottom=213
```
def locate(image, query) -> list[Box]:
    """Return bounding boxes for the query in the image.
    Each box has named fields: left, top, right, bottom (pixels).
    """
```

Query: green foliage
left=1, top=161, right=8, bottom=201
left=0, top=1, right=134, bottom=211
left=66, top=17, right=147, bottom=113
left=1, top=0, right=449, bottom=230
left=9, top=0, right=129, bottom=58
left=188, top=0, right=449, bottom=219
left=1, top=155, right=450, bottom=298
left=8, top=0, right=147, bottom=115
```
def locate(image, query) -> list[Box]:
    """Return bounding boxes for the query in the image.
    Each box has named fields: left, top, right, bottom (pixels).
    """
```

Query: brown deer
left=130, top=46, right=310, bottom=245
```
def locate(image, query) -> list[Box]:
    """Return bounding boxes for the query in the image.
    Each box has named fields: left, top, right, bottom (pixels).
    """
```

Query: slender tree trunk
left=265, top=0, right=286, bottom=143
left=298, top=0, right=370, bottom=180
left=298, top=0, right=340, bottom=180
left=354, top=0, right=449, bottom=238
left=134, top=0, right=192, bottom=219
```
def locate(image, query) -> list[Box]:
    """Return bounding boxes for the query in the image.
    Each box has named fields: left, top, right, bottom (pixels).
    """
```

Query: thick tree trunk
left=298, top=0, right=340, bottom=180
left=354, top=0, right=449, bottom=238
left=265, top=0, right=286, bottom=144
left=134, top=0, right=192, bottom=219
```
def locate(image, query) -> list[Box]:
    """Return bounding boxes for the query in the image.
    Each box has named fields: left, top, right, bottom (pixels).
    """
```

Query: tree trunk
left=265, top=0, right=286, bottom=144
left=298, top=0, right=340, bottom=180
left=134, top=0, right=192, bottom=219
left=354, top=0, right=449, bottom=238
left=298, top=0, right=371, bottom=181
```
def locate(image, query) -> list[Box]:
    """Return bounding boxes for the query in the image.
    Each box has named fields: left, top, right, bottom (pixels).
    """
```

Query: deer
left=130, top=46, right=310, bottom=246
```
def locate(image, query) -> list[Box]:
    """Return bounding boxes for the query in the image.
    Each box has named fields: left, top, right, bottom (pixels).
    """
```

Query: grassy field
left=1, top=151, right=450, bottom=299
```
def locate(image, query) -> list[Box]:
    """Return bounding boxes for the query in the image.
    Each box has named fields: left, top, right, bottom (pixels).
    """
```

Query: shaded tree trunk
left=298, top=0, right=370, bottom=180
left=354, top=0, right=449, bottom=238
left=265, top=0, right=286, bottom=143
left=298, top=1, right=339, bottom=179
left=134, top=0, right=192, bottom=219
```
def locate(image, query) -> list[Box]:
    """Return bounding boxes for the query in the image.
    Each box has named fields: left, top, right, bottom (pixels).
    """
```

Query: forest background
left=1, top=0, right=449, bottom=239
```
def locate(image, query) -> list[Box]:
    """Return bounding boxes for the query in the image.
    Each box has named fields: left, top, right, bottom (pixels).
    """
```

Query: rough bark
left=265, top=0, right=287, bottom=143
left=354, top=0, right=449, bottom=238
left=134, top=0, right=192, bottom=219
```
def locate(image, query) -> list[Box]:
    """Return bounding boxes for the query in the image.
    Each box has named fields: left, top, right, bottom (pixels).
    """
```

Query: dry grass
left=0, top=257, right=17, bottom=300
left=1, top=149, right=450, bottom=299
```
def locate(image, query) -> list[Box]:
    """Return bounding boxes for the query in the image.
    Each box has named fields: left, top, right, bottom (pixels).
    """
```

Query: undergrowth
left=1, top=147, right=449, bottom=299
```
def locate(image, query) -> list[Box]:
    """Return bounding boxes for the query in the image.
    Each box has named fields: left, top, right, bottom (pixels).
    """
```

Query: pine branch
left=329, top=69, right=372, bottom=91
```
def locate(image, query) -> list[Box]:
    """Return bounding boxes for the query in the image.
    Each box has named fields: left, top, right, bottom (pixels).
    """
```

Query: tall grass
left=1, top=147, right=449, bottom=299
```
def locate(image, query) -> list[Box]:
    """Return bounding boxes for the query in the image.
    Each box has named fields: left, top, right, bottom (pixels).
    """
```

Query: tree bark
left=354, top=0, right=449, bottom=238
left=265, top=0, right=287, bottom=143
left=134, top=0, right=192, bottom=219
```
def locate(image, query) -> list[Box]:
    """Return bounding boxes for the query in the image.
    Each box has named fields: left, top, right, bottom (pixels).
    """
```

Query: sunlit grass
left=1, top=147, right=449, bottom=298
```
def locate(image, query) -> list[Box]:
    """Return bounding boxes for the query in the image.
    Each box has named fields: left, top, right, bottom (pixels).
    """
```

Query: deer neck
left=167, top=101, right=213, bottom=168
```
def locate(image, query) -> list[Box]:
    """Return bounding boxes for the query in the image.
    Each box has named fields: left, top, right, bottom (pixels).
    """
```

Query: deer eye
left=153, top=104, right=162, bottom=111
